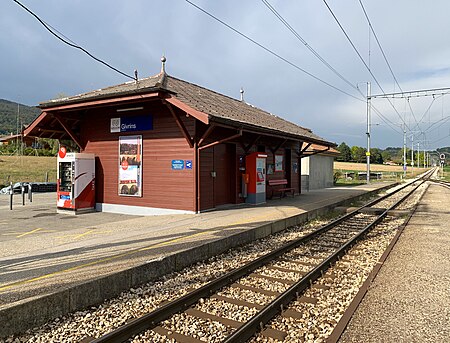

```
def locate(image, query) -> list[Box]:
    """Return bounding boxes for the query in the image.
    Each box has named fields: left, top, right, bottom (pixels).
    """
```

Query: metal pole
left=21, top=182, right=25, bottom=206
left=403, top=125, right=406, bottom=178
left=417, top=142, right=420, bottom=169
left=9, top=181, right=13, bottom=210
left=366, top=82, right=371, bottom=184
left=423, top=144, right=425, bottom=168
left=28, top=184, right=33, bottom=203
left=411, top=134, right=414, bottom=175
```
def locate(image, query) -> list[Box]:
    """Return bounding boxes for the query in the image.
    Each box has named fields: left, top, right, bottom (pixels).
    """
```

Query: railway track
left=87, top=170, right=434, bottom=343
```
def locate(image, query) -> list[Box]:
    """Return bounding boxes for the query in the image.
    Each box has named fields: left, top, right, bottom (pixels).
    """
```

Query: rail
left=90, top=169, right=434, bottom=343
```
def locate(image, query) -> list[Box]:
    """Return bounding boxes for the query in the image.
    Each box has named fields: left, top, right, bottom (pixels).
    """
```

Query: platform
left=0, top=182, right=394, bottom=337
left=339, top=182, right=450, bottom=342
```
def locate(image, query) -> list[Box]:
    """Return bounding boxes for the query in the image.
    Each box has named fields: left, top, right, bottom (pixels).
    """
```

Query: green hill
left=0, top=99, right=40, bottom=135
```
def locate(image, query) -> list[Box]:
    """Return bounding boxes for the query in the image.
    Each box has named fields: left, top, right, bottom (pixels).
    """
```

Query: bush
left=334, top=171, right=342, bottom=184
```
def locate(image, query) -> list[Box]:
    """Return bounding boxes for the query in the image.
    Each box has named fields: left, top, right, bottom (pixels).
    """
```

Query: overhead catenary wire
left=259, top=0, right=404, bottom=136
left=321, top=0, right=411, bottom=131
left=356, top=0, right=433, bottom=136
left=261, top=0, right=363, bottom=96
left=183, top=0, right=364, bottom=102
left=357, top=0, right=403, bottom=93
left=12, top=0, right=136, bottom=81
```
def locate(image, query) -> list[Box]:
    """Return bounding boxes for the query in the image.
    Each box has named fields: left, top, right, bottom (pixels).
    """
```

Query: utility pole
left=423, top=143, right=425, bottom=168
left=411, top=134, right=414, bottom=175
left=366, top=82, right=371, bottom=184
left=403, top=125, right=407, bottom=177
left=417, top=142, right=420, bottom=168
left=16, top=103, right=20, bottom=156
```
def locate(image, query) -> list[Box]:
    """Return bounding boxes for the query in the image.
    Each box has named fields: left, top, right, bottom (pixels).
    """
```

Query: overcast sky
left=1, top=0, right=450, bottom=150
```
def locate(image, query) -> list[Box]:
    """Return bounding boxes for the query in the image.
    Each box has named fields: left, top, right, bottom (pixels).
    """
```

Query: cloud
left=1, top=0, right=449, bottom=149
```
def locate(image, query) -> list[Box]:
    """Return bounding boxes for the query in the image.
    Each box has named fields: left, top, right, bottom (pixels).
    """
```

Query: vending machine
left=57, top=148, right=95, bottom=213
left=245, top=152, right=267, bottom=204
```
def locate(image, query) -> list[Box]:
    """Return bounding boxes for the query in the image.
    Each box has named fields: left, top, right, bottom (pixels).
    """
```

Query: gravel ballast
left=339, top=183, right=450, bottom=343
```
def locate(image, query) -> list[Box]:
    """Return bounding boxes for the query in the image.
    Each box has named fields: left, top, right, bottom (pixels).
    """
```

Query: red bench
left=267, top=179, right=295, bottom=199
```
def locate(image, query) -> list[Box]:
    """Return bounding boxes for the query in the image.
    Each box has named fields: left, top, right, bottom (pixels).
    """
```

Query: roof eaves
left=39, top=86, right=173, bottom=109
left=209, top=116, right=335, bottom=147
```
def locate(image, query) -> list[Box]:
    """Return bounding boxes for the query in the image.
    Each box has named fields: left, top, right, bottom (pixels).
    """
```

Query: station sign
left=111, top=115, right=153, bottom=133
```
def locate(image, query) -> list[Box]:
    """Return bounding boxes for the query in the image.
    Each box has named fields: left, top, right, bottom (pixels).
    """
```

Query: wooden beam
left=42, top=92, right=161, bottom=112
left=198, top=130, right=242, bottom=151
left=300, top=142, right=312, bottom=155
left=165, top=97, right=209, bottom=124
left=23, top=111, right=49, bottom=137
left=242, top=135, right=261, bottom=153
left=37, top=128, right=66, bottom=134
left=294, top=141, right=305, bottom=157
left=53, top=113, right=83, bottom=149
left=164, top=101, right=194, bottom=148
left=269, top=139, right=287, bottom=155
left=300, top=147, right=331, bottom=159
left=198, top=125, right=216, bottom=146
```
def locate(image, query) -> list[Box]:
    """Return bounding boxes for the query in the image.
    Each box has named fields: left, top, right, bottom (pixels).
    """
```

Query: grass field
left=0, top=155, right=56, bottom=187
left=441, top=166, right=450, bottom=181
left=334, top=161, right=428, bottom=185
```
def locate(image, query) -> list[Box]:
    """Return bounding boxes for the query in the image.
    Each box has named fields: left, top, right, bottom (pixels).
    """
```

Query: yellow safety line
left=16, top=228, right=43, bottom=238
left=0, top=208, right=300, bottom=292
left=1, top=229, right=54, bottom=237
left=0, top=229, right=216, bottom=292
left=56, top=230, right=112, bottom=241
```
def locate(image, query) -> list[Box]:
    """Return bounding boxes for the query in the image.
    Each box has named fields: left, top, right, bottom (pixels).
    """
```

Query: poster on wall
left=275, top=154, right=284, bottom=172
left=119, top=135, right=142, bottom=196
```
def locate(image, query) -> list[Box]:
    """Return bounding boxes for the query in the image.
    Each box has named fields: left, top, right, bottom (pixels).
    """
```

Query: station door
left=213, top=144, right=234, bottom=206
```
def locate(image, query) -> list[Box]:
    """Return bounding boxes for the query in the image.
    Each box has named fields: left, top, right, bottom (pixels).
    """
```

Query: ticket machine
left=57, top=148, right=95, bottom=213
left=245, top=152, right=267, bottom=204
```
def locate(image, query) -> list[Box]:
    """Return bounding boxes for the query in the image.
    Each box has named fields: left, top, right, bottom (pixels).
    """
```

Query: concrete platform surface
left=0, top=182, right=393, bottom=337
left=339, top=182, right=450, bottom=343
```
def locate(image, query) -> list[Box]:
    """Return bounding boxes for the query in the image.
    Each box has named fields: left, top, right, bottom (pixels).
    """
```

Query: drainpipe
left=194, top=141, right=200, bottom=213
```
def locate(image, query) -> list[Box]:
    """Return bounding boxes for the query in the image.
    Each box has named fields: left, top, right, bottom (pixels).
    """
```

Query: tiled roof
left=306, top=144, right=340, bottom=156
left=40, top=72, right=334, bottom=146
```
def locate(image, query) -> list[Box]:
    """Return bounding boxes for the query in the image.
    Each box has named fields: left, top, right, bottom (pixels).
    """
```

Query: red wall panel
left=80, top=102, right=196, bottom=212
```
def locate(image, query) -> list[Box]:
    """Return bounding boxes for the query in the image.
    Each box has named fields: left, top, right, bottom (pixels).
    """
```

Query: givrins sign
left=111, top=115, right=153, bottom=133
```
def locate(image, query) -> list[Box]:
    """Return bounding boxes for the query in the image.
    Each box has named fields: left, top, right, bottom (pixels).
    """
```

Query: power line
left=259, top=0, right=404, bottom=136
left=261, top=0, right=363, bottom=96
left=357, top=0, right=403, bottom=93
left=183, top=0, right=364, bottom=102
left=431, top=133, right=450, bottom=144
left=321, top=0, right=410, bottom=131
left=371, top=87, right=450, bottom=99
left=370, top=105, right=402, bottom=134
left=406, top=97, right=420, bottom=131
left=12, top=0, right=136, bottom=81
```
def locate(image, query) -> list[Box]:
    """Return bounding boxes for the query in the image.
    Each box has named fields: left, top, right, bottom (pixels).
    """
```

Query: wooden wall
left=66, top=97, right=304, bottom=213
left=80, top=100, right=196, bottom=212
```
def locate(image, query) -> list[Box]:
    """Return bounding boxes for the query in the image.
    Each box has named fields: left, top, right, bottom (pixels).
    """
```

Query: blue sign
left=172, top=160, right=184, bottom=170
left=111, top=115, right=153, bottom=133
left=185, top=160, right=192, bottom=169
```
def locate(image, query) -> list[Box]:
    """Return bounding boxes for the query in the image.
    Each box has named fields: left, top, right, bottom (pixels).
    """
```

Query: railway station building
left=24, top=60, right=336, bottom=215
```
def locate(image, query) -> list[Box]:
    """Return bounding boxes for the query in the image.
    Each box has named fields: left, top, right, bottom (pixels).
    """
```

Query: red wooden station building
left=24, top=60, right=336, bottom=215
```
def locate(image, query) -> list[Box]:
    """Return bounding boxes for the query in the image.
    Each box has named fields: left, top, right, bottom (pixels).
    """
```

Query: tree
left=370, top=148, right=383, bottom=164
left=381, top=150, right=392, bottom=163
left=337, top=142, right=352, bottom=162
left=351, top=146, right=366, bottom=163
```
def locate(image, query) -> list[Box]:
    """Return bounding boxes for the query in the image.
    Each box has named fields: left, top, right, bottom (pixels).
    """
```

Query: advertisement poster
left=275, top=154, right=284, bottom=172
left=119, top=135, right=142, bottom=196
